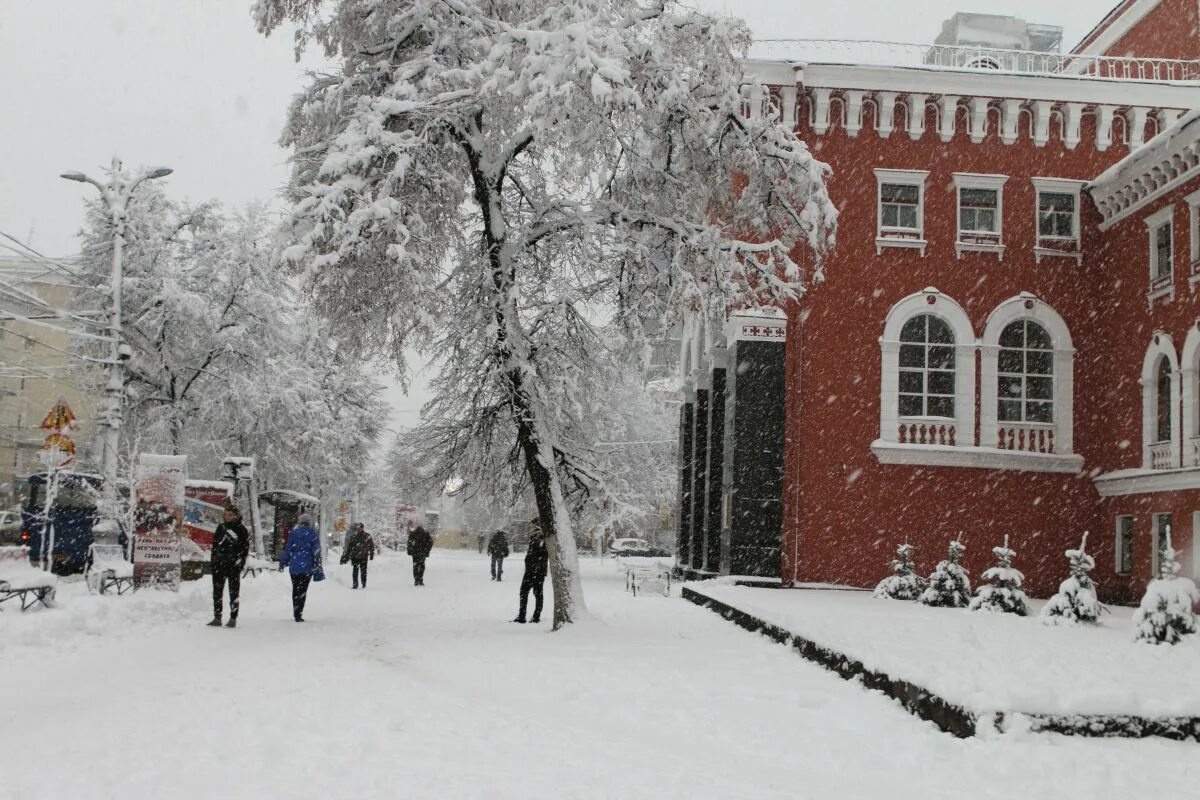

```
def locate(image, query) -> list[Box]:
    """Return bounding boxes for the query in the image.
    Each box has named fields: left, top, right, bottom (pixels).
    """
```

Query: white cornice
left=871, top=441, right=1084, bottom=473
left=798, top=63, right=1200, bottom=108
left=1094, top=465, right=1200, bottom=496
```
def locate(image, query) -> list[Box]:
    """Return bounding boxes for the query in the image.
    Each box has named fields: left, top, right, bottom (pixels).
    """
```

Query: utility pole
left=60, top=158, right=172, bottom=537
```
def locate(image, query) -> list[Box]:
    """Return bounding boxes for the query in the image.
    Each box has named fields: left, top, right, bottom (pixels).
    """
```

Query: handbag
left=312, top=565, right=326, bottom=582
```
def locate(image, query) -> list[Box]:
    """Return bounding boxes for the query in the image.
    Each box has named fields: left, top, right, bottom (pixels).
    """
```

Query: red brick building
left=677, top=0, right=1200, bottom=603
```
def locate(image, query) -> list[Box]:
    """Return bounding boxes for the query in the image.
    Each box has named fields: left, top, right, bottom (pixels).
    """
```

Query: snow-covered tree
left=919, top=538, right=970, bottom=608
left=255, top=0, right=836, bottom=628
left=873, top=543, right=925, bottom=600
left=1041, top=532, right=1103, bottom=626
left=1133, top=527, right=1200, bottom=645
left=969, top=535, right=1029, bottom=615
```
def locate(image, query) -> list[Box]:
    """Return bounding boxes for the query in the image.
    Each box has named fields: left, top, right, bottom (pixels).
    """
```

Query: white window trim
left=1193, top=511, right=1200, bottom=581
left=875, top=168, right=928, bottom=256
left=953, top=173, right=1007, bottom=260
left=979, top=293, right=1075, bottom=457
left=1115, top=515, right=1134, bottom=576
left=1145, top=205, right=1175, bottom=306
left=879, top=288, right=976, bottom=452
left=1180, top=325, right=1200, bottom=469
left=1186, top=188, right=1200, bottom=289
left=1141, top=332, right=1181, bottom=470
left=1032, top=177, right=1084, bottom=263
left=1152, top=512, right=1172, bottom=579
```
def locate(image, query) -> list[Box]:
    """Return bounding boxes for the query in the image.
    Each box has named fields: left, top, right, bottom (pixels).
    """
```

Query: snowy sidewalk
left=1, top=552, right=1198, bottom=799
left=687, top=581, right=1200, bottom=726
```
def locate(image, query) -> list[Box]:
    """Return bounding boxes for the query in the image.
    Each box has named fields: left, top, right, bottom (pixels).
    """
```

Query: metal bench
left=619, top=557, right=672, bottom=597
left=85, top=544, right=133, bottom=596
left=0, top=569, right=57, bottom=611
left=242, top=556, right=272, bottom=578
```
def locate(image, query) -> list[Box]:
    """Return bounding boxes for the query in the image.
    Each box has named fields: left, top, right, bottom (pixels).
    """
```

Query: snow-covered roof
left=186, top=480, right=235, bottom=493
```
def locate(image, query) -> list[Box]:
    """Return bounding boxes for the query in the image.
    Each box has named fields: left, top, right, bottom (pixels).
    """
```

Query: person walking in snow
left=514, top=524, right=548, bottom=624
left=208, top=502, right=250, bottom=628
left=279, top=513, right=322, bottom=622
left=406, top=517, right=433, bottom=586
left=487, top=529, right=510, bottom=581
left=340, top=522, right=375, bottom=589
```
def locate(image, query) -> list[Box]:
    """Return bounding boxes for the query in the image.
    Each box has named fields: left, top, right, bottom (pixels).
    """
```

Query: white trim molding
left=1145, top=205, right=1176, bottom=306
left=879, top=288, right=976, bottom=449
left=979, top=294, right=1075, bottom=457
left=1141, top=331, right=1181, bottom=470
left=952, top=173, right=1008, bottom=260
left=1186, top=187, right=1200, bottom=288
left=871, top=440, right=1084, bottom=473
left=1181, top=322, right=1200, bottom=468
left=1090, top=110, right=1200, bottom=230
left=875, top=168, right=929, bottom=255
left=1032, top=177, right=1085, bottom=262
left=1071, top=0, right=1163, bottom=60
left=1094, top=466, right=1200, bottom=496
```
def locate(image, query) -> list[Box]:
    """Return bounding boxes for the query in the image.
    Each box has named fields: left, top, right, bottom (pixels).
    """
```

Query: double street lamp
left=60, top=157, right=173, bottom=536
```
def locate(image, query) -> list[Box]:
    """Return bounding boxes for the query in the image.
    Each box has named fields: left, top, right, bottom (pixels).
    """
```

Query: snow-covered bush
left=919, top=538, right=970, bottom=608
left=1041, top=532, right=1102, bottom=626
left=873, top=543, right=926, bottom=600
left=1133, top=533, right=1200, bottom=645
left=969, top=536, right=1029, bottom=615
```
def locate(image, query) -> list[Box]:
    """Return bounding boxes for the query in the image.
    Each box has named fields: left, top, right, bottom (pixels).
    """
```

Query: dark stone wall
left=689, top=389, right=710, bottom=570
left=676, top=402, right=694, bottom=564
left=726, top=340, right=786, bottom=577
left=703, top=369, right=726, bottom=572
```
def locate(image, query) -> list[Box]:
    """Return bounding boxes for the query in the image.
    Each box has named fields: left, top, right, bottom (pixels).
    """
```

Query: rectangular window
left=881, top=184, right=920, bottom=232
left=1154, top=222, right=1172, bottom=281
left=960, top=188, right=999, bottom=235
left=1038, top=192, right=1076, bottom=240
left=1146, top=206, right=1175, bottom=300
left=1115, top=516, right=1133, bottom=575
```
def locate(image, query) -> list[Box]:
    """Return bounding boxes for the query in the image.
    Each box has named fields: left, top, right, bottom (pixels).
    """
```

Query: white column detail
left=875, top=91, right=897, bottom=139
left=811, top=88, right=832, bottom=135
left=779, top=86, right=797, bottom=131
left=1096, top=105, right=1118, bottom=152
left=1000, top=99, right=1022, bottom=145
left=1032, top=101, right=1054, bottom=148
left=1063, top=103, right=1086, bottom=150
left=1127, top=107, right=1150, bottom=149
left=969, top=97, right=991, bottom=143
left=844, top=90, right=865, bottom=138
left=939, top=95, right=960, bottom=142
left=906, top=94, right=927, bottom=140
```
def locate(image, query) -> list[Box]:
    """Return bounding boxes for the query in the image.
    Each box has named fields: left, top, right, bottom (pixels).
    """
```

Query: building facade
left=678, top=0, right=1200, bottom=603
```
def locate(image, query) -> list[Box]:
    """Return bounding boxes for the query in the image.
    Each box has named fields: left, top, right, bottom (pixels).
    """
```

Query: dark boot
left=512, top=616, right=526, bottom=623
left=226, top=619, right=237, bottom=629
left=530, top=614, right=540, bottom=623
left=207, top=618, right=222, bottom=627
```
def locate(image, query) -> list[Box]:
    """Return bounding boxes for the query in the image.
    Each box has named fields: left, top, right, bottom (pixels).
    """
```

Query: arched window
left=1156, top=356, right=1173, bottom=443
left=998, top=320, right=1054, bottom=424
left=899, top=314, right=956, bottom=418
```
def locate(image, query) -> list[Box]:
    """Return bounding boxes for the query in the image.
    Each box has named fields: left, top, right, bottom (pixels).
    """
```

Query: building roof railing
left=752, top=39, right=1200, bottom=83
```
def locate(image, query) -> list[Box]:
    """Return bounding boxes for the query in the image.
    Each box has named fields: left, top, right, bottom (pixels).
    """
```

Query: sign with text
left=133, top=454, right=187, bottom=591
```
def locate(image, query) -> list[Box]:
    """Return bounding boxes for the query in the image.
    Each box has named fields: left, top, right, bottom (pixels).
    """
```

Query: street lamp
left=60, top=157, right=173, bottom=538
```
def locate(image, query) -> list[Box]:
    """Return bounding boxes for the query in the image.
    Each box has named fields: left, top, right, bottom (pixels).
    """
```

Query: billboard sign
left=133, top=454, right=187, bottom=590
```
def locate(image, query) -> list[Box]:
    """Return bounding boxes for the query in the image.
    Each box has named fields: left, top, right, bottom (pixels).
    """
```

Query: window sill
left=1189, top=264, right=1200, bottom=289
left=1034, top=245, right=1082, bottom=265
left=1147, top=283, right=1174, bottom=307
left=871, top=440, right=1083, bottom=473
left=876, top=237, right=927, bottom=256
left=955, top=241, right=1005, bottom=260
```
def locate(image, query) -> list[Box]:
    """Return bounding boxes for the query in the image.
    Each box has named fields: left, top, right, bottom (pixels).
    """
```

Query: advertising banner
left=133, top=454, right=187, bottom=591
left=182, top=482, right=233, bottom=550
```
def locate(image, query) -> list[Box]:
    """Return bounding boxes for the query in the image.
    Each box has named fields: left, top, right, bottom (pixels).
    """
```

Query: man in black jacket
left=487, top=529, right=510, bottom=581
left=514, top=526, right=548, bottom=624
left=208, top=503, right=250, bottom=628
left=406, top=519, right=433, bottom=586
left=340, top=523, right=376, bottom=589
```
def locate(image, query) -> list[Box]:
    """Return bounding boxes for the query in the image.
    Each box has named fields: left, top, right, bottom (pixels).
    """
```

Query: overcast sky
left=0, top=0, right=1115, bottom=431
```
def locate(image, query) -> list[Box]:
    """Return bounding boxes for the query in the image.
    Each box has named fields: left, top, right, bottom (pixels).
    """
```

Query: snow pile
left=1041, top=533, right=1102, bottom=626
left=919, top=538, right=970, bottom=608
left=970, top=536, right=1029, bottom=616
left=873, top=543, right=926, bottom=600
left=1133, top=544, right=1200, bottom=645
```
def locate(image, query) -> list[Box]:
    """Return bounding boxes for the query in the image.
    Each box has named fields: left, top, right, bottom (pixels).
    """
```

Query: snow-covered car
left=0, top=510, right=21, bottom=546
left=608, top=538, right=669, bottom=557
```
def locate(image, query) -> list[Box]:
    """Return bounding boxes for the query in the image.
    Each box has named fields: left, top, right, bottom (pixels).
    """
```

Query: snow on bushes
left=873, top=543, right=926, bottom=601
left=1041, top=532, right=1103, bottom=626
left=969, top=536, right=1029, bottom=616
left=1133, top=529, right=1200, bottom=645
left=918, top=538, right=970, bottom=608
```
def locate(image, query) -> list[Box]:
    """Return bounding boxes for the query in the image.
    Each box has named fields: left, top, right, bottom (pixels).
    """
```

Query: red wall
left=1087, top=0, right=1200, bottom=61
left=781, top=96, right=1148, bottom=600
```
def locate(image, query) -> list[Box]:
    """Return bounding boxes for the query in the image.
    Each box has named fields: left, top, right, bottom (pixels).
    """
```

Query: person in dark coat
left=514, top=526, right=549, bottom=624
left=487, top=529, right=510, bottom=581
left=208, top=503, right=250, bottom=628
left=406, top=519, right=433, bottom=586
left=279, top=513, right=322, bottom=622
left=340, top=522, right=376, bottom=589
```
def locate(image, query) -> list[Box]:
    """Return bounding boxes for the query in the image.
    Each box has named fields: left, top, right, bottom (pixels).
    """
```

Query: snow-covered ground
left=2, top=552, right=1198, bottom=799
left=692, top=581, right=1200, bottom=719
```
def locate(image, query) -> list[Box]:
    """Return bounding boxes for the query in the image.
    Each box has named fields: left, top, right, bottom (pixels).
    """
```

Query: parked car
left=0, top=510, right=22, bottom=546
left=609, top=538, right=671, bottom=557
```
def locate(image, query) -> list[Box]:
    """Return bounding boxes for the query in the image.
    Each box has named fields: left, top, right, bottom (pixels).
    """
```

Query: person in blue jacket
left=279, top=513, right=322, bottom=622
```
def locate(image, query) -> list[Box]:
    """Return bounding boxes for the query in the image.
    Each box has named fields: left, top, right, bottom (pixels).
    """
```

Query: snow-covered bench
left=85, top=544, right=133, bottom=596
left=0, top=567, right=57, bottom=611
left=242, top=556, right=272, bottom=578
left=618, top=557, right=672, bottom=597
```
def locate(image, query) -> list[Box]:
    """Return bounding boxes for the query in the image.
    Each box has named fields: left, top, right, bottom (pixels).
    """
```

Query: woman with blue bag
left=279, top=513, right=323, bottom=622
